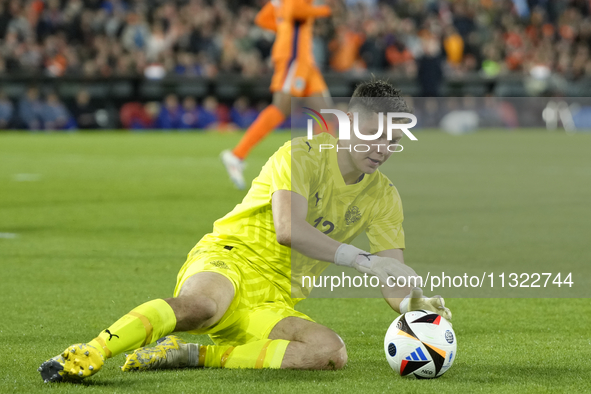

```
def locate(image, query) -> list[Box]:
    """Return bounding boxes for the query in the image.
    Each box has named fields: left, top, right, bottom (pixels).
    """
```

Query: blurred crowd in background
left=1, top=0, right=591, bottom=130
left=0, top=86, right=270, bottom=130
left=1, top=0, right=590, bottom=79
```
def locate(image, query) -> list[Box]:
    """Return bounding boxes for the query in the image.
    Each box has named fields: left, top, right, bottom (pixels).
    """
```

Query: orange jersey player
left=221, top=0, right=334, bottom=189
left=263, top=0, right=331, bottom=96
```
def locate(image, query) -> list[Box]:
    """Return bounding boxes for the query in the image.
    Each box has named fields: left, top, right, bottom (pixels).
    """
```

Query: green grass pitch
left=1, top=130, right=590, bottom=393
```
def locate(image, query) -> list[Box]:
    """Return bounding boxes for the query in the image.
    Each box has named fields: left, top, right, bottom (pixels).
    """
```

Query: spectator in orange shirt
left=386, top=40, right=414, bottom=74
left=443, top=26, right=463, bottom=66
left=329, top=23, right=365, bottom=72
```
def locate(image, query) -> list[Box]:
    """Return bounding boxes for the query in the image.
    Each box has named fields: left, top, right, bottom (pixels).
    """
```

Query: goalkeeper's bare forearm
left=376, top=248, right=409, bottom=313
left=272, top=190, right=341, bottom=262
left=272, top=190, right=452, bottom=320
left=272, top=190, right=416, bottom=307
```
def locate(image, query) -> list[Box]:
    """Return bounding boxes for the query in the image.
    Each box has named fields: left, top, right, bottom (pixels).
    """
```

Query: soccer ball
left=384, top=310, right=456, bottom=379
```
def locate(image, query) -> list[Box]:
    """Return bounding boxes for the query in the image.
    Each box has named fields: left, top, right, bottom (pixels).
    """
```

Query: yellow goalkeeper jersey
left=195, top=133, right=405, bottom=299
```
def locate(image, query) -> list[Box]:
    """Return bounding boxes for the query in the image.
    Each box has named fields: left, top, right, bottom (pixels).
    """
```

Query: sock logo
left=105, top=329, right=120, bottom=341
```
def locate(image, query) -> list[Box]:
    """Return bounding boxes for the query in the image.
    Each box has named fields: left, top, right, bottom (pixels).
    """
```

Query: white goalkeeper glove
left=399, top=287, right=452, bottom=321
left=334, top=244, right=417, bottom=285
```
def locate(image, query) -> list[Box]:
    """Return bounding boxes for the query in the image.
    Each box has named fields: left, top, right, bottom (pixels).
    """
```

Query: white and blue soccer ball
left=384, top=310, right=457, bottom=379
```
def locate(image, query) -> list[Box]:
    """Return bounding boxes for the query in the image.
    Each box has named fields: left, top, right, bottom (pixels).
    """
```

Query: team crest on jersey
left=209, top=260, right=229, bottom=269
left=345, top=206, right=362, bottom=225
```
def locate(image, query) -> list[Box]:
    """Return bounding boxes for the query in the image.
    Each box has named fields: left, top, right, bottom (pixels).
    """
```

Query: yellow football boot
left=122, top=335, right=199, bottom=371
left=39, top=343, right=104, bottom=383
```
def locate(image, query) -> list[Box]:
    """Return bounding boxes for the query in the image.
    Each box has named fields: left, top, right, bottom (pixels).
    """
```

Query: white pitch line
left=0, top=233, right=18, bottom=239
left=13, top=174, right=41, bottom=182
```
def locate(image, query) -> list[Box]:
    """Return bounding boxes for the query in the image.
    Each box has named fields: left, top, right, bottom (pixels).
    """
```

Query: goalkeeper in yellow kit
left=38, top=80, right=451, bottom=382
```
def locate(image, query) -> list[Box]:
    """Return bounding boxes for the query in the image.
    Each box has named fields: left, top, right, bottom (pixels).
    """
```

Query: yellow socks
left=200, top=339, right=290, bottom=369
left=88, top=299, right=177, bottom=358
left=85, top=298, right=288, bottom=369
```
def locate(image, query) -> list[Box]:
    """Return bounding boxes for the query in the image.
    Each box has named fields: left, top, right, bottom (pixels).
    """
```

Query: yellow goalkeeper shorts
left=173, top=243, right=313, bottom=347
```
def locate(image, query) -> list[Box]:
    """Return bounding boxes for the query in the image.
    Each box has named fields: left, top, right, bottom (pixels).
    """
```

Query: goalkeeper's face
left=343, top=111, right=403, bottom=175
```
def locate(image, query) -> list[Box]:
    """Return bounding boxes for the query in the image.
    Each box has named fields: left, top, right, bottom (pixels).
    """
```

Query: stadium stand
left=0, top=0, right=590, bottom=129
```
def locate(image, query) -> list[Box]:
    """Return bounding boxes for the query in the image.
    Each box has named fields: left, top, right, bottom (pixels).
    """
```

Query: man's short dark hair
left=348, top=80, right=411, bottom=114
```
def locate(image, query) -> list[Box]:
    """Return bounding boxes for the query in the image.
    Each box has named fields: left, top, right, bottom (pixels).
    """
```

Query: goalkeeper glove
left=399, top=287, right=452, bottom=321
